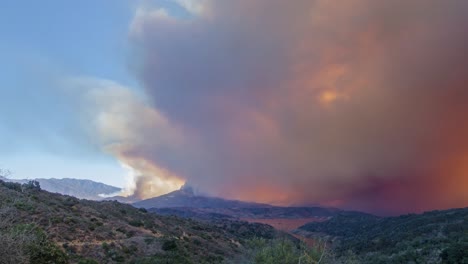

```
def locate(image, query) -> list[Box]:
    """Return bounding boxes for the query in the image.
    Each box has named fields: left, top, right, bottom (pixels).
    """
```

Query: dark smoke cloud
left=107, top=0, right=468, bottom=214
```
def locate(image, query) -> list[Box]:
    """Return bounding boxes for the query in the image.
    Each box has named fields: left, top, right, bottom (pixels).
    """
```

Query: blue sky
left=0, top=1, right=139, bottom=187
left=0, top=0, right=134, bottom=83
left=0, top=0, right=202, bottom=188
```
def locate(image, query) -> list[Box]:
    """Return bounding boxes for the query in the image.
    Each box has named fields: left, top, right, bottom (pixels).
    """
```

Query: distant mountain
left=1, top=177, right=121, bottom=200
left=134, top=185, right=342, bottom=220
left=133, top=185, right=271, bottom=209
left=296, top=208, right=468, bottom=263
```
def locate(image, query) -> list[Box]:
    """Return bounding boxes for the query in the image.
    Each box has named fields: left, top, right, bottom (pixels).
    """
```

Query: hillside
left=151, top=206, right=341, bottom=220
left=134, top=186, right=341, bottom=221
left=133, top=186, right=270, bottom=209
left=0, top=179, right=282, bottom=264
left=297, top=208, right=468, bottom=263
left=3, top=178, right=464, bottom=263
left=1, top=177, right=121, bottom=200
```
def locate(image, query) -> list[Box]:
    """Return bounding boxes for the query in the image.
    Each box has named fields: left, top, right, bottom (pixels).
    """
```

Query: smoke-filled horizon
left=83, top=0, right=468, bottom=215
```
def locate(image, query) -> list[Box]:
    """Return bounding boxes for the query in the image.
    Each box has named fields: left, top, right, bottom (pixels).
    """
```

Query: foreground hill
left=296, top=208, right=468, bottom=263
left=0, top=176, right=121, bottom=200
left=0, top=179, right=282, bottom=264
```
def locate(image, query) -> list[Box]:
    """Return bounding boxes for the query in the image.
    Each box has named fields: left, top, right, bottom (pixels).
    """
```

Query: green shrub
left=29, top=242, right=68, bottom=264
left=162, top=240, right=178, bottom=251
left=78, top=259, right=99, bottom=264
left=11, top=224, right=69, bottom=264
left=144, top=237, right=155, bottom=245
left=246, top=238, right=329, bottom=264
left=3, top=181, right=22, bottom=192
left=102, top=242, right=110, bottom=251
left=14, top=201, right=35, bottom=212
left=128, top=220, right=144, bottom=227
left=440, top=242, right=468, bottom=263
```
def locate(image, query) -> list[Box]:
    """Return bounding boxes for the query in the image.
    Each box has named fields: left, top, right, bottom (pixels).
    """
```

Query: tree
left=0, top=169, right=11, bottom=179
left=0, top=208, right=31, bottom=264
left=23, top=180, right=41, bottom=191
left=245, top=237, right=332, bottom=264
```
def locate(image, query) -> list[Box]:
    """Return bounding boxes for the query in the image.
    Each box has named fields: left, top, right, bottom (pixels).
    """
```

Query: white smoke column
left=68, top=77, right=185, bottom=198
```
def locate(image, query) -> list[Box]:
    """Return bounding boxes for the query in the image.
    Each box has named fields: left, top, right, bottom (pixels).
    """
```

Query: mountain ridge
left=0, top=177, right=121, bottom=200
left=134, top=187, right=345, bottom=220
left=133, top=187, right=272, bottom=209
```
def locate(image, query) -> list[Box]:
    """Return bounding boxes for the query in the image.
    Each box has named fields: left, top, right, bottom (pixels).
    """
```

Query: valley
left=241, top=218, right=324, bottom=247
left=241, top=217, right=326, bottom=232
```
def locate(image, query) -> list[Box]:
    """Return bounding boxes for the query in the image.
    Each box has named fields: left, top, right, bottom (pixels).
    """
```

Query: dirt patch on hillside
left=241, top=217, right=326, bottom=232
left=241, top=217, right=326, bottom=247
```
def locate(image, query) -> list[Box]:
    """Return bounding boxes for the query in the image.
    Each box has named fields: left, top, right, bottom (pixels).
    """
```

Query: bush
left=0, top=224, right=68, bottom=264
left=0, top=233, right=29, bottom=264
left=14, top=201, right=35, bottom=212
left=162, top=240, right=178, bottom=251
left=440, top=242, right=468, bottom=263
left=78, top=259, right=99, bottom=264
left=29, top=241, right=69, bottom=264
left=128, top=220, right=144, bottom=227
left=245, top=238, right=330, bottom=264
left=22, top=180, right=41, bottom=191
left=3, top=181, right=22, bottom=192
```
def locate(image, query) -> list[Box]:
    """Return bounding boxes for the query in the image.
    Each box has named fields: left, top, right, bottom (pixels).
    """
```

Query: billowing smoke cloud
left=96, top=0, right=468, bottom=214
left=69, top=77, right=185, bottom=197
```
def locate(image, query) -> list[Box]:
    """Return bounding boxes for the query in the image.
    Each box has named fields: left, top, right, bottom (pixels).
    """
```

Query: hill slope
left=0, top=179, right=280, bottom=264
left=297, top=208, right=468, bottom=263
left=151, top=206, right=341, bottom=220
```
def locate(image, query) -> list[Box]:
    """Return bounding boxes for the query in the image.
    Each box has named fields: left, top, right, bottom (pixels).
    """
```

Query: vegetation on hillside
left=0, top=179, right=285, bottom=263
left=151, top=206, right=339, bottom=220
left=3, top=175, right=464, bottom=264
left=237, top=237, right=331, bottom=264
left=298, top=208, right=468, bottom=263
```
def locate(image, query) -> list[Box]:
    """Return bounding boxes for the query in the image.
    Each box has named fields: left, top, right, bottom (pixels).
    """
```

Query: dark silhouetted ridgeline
left=134, top=187, right=341, bottom=220
left=133, top=186, right=271, bottom=209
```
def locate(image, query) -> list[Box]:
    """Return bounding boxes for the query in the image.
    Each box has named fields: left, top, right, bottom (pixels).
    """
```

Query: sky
left=1, top=0, right=467, bottom=215
left=0, top=0, right=135, bottom=187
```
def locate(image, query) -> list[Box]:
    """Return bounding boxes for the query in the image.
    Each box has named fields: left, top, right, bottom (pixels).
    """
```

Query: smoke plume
left=91, top=0, right=468, bottom=214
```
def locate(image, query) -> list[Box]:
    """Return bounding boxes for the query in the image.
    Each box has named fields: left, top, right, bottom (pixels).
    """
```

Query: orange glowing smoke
left=81, top=0, right=468, bottom=214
